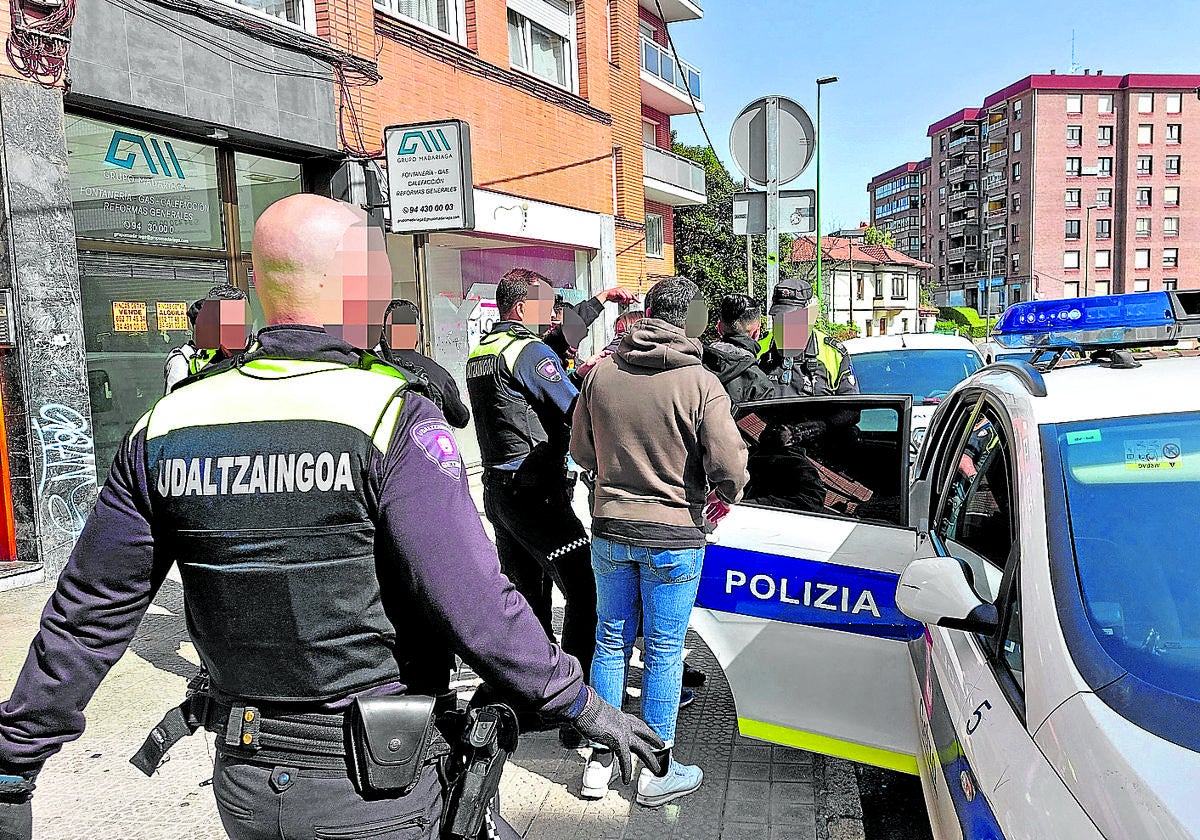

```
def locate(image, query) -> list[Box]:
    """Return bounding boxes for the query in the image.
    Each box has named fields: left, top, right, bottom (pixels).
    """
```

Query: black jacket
left=390, top=348, right=471, bottom=429
left=702, top=333, right=775, bottom=410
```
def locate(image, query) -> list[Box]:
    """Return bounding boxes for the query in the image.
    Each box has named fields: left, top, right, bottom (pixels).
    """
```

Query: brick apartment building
left=0, top=0, right=706, bottom=579
left=879, top=73, right=1200, bottom=314
left=866, top=158, right=929, bottom=260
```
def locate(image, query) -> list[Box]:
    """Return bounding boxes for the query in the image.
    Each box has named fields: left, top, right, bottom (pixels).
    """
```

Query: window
left=1012, top=162, right=1021, bottom=181
left=891, top=274, right=907, bottom=299
left=1012, top=192, right=1021, bottom=213
left=1066, top=125, right=1082, bottom=146
left=1098, top=94, right=1114, bottom=114
left=1166, top=155, right=1181, bottom=176
left=1167, top=124, right=1182, bottom=144
left=1066, top=157, right=1082, bottom=176
left=645, top=213, right=664, bottom=257
left=1138, top=124, right=1153, bottom=145
left=1064, top=280, right=1080, bottom=297
left=939, top=186, right=947, bottom=203
left=1093, top=280, right=1110, bottom=296
left=997, top=567, right=1024, bottom=691
left=1138, top=92, right=1154, bottom=113
left=1136, top=217, right=1151, bottom=237
left=1013, top=131, right=1022, bottom=152
left=940, top=134, right=947, bottom=151
left=1164, top=278, right=1178, bottom=291
left=225, top=0, right=314, bottom=29
left=1095, top=218, right=1111, bottom=239
left=1098, top=157, right=1113, bottom=177
left=874, top=276, right=884, bottom=298
left=1095, top=249, right=1111, bottom=269
left=1011, top=253, right=1020, bottom=270
left=939, top=212, right=946, bottom=229
left=1064, top=250, right=1081, bottom=269
left=1165, top=186, right=1181, bottom=207
left=1134, top=278, right=1151, bottom=292
left=1066, top=93, right=1083, bottom=114
left=1097, top=125, right=1113, bottom=146
left=1164, top=247, right=1179, bottom=268
left=508, top=1, right=577, bottom=91
left=1010, top=223, right=1018, bottom=242
left=1065, top=188, right=1081, bottom=208
left=1097, top=188, right=1112, bottom=208
left=1065, top=219, right=1081, bottom=239
left=856, top=275, right=865, bottom=300
left=1164, top=217, right=1180, bottom=237
left=376, top=0, right=462, bottom=40
left=1137, top=155, right=1153, bottom=176
left=1166, top=92, right=1182, bottom=113
left=1137, top=187, right=1152, bottom=206
left=1135, top=248, right=1151, bottom=269
left=1013, top=99, right=1023, bottom=120
left=934, top=410, right=1016, bottom=599
left=641, top=120, right=657, bottom=146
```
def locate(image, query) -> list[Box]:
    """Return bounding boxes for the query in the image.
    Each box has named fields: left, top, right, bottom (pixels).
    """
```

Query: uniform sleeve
left=834, top=350, right=860, bottom=395
left=430, top=363, right=471, bottom=429
left=371, top=396, right=585, bottom=718
left=511, top=342, right=578, bottom=419
left=698, top=383, right=750, bottom=504
left=0, top=429, right=170, bottom=776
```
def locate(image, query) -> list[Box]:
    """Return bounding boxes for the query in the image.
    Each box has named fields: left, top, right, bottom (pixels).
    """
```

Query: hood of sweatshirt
left=615, top=317, right=703, bottom=371
left=702, top=333, right=761, bottom=385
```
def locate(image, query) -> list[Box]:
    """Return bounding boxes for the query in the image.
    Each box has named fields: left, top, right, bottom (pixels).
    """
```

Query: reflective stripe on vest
left=467, top=331, right=536, bottom=371
left=814, top=330, right=844, bottom=383
left=187, top=348, right=218, bottom=376
left=138, top=359, right=409, bottom=703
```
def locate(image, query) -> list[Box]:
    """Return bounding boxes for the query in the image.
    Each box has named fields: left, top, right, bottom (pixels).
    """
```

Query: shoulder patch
left=410, top=418, right=462, bottom=480
left=824, top=335, right=847, bottom=352
left=535, top=356, right=563, bottom=383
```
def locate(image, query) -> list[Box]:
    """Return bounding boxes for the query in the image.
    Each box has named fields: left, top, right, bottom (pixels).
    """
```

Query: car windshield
left=1059, top=412, right=1200, bottom=701
left=850, top=349, right=982, bottom=405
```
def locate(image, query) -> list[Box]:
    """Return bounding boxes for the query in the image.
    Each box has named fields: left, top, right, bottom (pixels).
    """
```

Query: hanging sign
left=384, top=119, right=475, bottom=234
left=156, top=301, right=189, bottom=331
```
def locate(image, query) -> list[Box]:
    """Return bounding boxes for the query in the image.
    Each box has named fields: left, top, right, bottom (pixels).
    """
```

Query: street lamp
left=816, top=75, right=839, bottom=307
left=1083, top=203, right=1098, bottom=297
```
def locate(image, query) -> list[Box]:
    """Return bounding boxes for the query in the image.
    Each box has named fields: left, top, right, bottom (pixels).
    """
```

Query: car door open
left=690, top=394, right=924, bottom=774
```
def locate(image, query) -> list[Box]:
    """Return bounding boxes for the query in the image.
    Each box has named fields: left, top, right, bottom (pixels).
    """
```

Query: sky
left=666, top=0, right=1200, bottom=232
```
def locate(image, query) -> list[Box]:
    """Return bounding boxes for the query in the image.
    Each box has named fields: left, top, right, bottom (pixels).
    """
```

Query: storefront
left=66, top=113, right=311, bottom=480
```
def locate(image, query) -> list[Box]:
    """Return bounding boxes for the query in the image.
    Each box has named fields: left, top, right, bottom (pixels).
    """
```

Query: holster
left=346, top=694, right=438, bottom=798
left=441, top=704, right=519, bottom=840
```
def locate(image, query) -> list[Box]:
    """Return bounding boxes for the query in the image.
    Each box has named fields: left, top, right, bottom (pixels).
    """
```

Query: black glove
left=0, top=775, right=34, bottom=840
left=571, top=687, right=664, bottom=783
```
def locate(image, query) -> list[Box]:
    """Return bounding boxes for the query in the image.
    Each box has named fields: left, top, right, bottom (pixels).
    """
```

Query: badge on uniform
left=411, top=419, right=462, bottom=481
left=535, top=357, right=562, bottom=383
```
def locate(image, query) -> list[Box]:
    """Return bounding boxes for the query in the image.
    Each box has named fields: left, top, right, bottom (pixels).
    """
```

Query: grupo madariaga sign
left=385, top=119, right=475, bottom=234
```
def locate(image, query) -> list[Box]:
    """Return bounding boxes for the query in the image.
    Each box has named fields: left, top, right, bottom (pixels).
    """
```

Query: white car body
left=571, top=347, right=1200, bottom=839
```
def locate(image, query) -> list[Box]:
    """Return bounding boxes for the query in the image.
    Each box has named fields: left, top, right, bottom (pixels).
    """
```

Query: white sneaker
left=636, top=760, right=703, bottom=807
left=581, top=749, right=615, bottom=800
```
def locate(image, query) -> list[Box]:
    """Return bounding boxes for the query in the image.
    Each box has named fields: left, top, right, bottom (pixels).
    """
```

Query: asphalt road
left=857, top=766, right=935, bottom=840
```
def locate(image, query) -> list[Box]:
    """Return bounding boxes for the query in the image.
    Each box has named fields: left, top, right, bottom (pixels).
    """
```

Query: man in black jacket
left=702, top=294, right=774, bottom=410
left=377, top=299, right=471, bottom=429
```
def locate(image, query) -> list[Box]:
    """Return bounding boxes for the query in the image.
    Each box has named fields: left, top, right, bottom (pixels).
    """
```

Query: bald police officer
left=0, top=196, right=660, bottom=840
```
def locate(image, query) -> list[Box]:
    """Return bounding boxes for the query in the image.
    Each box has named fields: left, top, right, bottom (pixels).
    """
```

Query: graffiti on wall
left=32, top=403, right=97, bottom=538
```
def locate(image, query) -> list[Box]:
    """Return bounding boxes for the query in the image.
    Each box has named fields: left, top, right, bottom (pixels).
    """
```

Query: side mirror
left=896, top=556, right=998, bottom=633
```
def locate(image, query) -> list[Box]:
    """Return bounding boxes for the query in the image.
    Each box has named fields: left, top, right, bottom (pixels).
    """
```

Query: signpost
left=729, top=97, right=816, bottom=307
left=732, top=190, right=815, bottom=236
left=384, top=119, right=475, bottom=234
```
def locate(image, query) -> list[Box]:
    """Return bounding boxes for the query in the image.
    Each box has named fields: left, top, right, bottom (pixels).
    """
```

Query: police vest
left=764, top=329, right=846, bottom=396
left=465, top=327, right=546, bottom=469
left=136, top=356, right=409, bottom=703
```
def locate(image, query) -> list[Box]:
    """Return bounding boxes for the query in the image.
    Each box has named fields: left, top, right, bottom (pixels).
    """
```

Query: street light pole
left=1083, top=203, right=1097, bottom=297
left=816, top=76, right=838, bottom=307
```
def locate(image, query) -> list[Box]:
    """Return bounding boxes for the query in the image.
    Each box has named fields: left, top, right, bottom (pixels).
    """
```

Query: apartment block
left=866, top=158, right=929, bottom=259
left=924, top=73, right=1200, bottom=313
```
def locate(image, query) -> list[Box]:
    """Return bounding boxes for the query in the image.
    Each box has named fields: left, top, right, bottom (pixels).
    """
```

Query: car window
left=933, top=408, right=1014, bottom=601
left=736, top=399, right=907, bottom=527
left=850, top=349, right=983, bottom=405
left=999, top=568, right=1024, bottom=692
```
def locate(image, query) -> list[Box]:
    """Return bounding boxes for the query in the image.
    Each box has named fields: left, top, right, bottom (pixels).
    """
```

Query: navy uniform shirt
left=0, top=327, right=584, bottom=777
left=758, top=330, right=860, bottom=399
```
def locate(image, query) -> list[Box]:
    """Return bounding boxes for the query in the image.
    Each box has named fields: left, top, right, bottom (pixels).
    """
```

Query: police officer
left=0, top=195, right=661, bottom=840
left=758, top=278, right=859, bottom=398
left=163, top=283, right=248, bottom=393
left=465, top=269, right=597, bottom=687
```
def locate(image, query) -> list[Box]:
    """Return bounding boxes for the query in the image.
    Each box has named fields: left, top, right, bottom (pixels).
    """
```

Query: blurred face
left=775, top=300, right=817, bottom=354
left=388, top=307, right=420, bottom=351
left=194, top=298, right=249, bottom=351
left=322, top=221, right=392, bottom=348
left=685, top=297, right=709, bottom=338
left=516, top=282, right=555, bottom=333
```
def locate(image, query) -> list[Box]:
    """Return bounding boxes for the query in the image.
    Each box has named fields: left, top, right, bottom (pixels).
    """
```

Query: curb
left=813, top=753, right=867, bottom=840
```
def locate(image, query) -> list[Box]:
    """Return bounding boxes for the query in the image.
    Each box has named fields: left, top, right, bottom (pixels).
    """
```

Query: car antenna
left=899, top=332, right=907, bottom=349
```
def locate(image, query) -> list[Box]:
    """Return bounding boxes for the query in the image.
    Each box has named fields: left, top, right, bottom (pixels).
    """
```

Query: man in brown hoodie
left=570, top=276, right=748, bottom=807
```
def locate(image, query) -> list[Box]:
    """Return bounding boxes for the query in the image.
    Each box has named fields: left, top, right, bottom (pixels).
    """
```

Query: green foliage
left=938, top=306, right=989, bottom=339
left=862, top=226, right=896, bottom=248
left=934, top=319, right=961, bottom=335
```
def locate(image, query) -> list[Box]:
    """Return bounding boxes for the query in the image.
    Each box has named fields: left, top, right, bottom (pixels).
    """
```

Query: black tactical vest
left=465, top=325, right=547, bottom=469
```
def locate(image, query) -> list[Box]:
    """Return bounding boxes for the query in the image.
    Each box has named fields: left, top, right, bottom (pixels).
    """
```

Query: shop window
left=508, top=1, right=577, bottom=92
left=375, top=0, right=464, bottom=42
left=645, top=214, right=664, bottom=258
left=236, top=154, right=303, bottom=248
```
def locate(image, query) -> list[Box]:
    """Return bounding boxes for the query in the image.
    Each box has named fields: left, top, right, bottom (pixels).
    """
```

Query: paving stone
left=729, top=760, right=772, bottom=780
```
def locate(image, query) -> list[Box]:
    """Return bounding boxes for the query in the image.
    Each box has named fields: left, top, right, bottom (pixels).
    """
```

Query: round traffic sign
left=729, top=96, right=816, bottom=187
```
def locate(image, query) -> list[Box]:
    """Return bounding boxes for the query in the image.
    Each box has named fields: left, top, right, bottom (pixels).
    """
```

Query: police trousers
left=211, top=752, right=520, bottom=840
left=482, top=470, right=596, bottom=677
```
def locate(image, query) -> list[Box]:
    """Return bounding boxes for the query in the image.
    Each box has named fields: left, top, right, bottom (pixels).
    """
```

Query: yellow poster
left=112, top=300, right=148, bottom=333
left=156, top=301, right=189, bottom=331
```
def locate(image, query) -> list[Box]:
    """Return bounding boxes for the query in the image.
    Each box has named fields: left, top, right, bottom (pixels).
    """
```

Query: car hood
left=1035, top=692, right=1200, bottom=840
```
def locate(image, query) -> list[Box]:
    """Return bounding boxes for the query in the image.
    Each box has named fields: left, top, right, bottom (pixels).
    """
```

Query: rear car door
left=690, top=395, right=925, bottom=774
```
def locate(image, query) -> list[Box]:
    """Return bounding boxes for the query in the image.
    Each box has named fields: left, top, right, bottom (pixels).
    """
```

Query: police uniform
left=0, top=326, right=588, bottom=840
left=466, top=321, right=596, bottom=678
left=757, top=278, right=860, bottom=399
left=164, top=343, right=231, bottom=394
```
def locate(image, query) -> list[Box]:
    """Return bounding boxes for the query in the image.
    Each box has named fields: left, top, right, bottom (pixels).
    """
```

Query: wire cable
left=652, top=0, right=716, bottom=156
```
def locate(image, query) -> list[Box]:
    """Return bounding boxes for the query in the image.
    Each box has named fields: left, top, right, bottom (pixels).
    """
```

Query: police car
left=685, top=291, right=1200, bottom=839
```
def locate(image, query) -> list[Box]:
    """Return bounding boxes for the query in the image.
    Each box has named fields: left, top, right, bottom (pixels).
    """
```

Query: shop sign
left=156, top=301, right=189, bottom=331
left=112, top=301, right=148, bottom=333
left=385, top=119, right=475, bottom=234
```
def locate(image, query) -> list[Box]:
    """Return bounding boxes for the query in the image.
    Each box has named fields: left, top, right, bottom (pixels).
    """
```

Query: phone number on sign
left=402, top=204, right=456, bottom=214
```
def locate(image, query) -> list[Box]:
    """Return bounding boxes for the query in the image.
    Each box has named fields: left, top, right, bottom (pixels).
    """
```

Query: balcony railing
left=986, top=118, right=1008, bottom=136
left=948, top=160, right=979, bottom=180
left=984, top=175, right=1007, bottom=193
left=947, top=216, right=980, bottom=230
left=985, top=148, right=1009, bottom=165
left=642, top=144, right=705, bottom=204
left=948, top=134, right=979, bottom=150
left=641, top=37, right=702, bottom=103
left=948, top=190, right=978, bottom=207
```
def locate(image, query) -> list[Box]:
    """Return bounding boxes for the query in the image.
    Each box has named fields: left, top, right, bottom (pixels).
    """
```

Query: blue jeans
left=589, top=536, right=704, bottom=744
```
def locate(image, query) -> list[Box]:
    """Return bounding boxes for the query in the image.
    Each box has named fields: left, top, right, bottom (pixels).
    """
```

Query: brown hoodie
left=571, top=317, right=749, bottom=529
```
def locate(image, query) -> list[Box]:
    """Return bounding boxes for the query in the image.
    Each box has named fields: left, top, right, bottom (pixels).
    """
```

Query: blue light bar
left=992, top=292, right=1192, bottom=350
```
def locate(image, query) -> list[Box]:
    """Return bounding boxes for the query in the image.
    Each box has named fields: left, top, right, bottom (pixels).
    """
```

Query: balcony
left=948, top=189, right=978, bottom=208
left=638, top=0, right=702, bottom=22
left=948, top=160, right=979, bottom=181
left=643, top=144, right=706, bottom=207
left=985, top=148, right=1008, bottom=166
left=983, top=175, right=1007, bottom=194
left=641, top=36, right=703, bottom=115
left=986, top=206, right=1008, bottom=219
left=986, top=118, right=1008, bottom=138
left=947, top=216, right=980, bottom=232
left=948, top=134, right=979, bottom=150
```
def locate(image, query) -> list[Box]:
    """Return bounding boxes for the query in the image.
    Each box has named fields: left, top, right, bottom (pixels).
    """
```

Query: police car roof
left=974, top=353, right=1200, bottom=425
left=843, top=334, right=981, bottom=354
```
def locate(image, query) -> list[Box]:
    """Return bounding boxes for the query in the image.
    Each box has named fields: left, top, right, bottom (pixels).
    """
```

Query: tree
left=862, top=226, right=896, bottom=248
